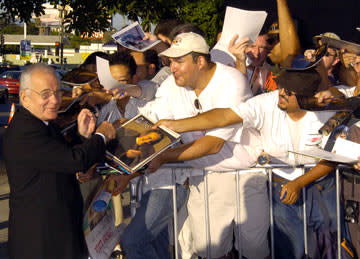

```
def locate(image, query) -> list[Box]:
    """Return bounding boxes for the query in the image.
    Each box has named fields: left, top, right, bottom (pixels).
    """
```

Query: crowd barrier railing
left=128, top=163, right=353, bottom=259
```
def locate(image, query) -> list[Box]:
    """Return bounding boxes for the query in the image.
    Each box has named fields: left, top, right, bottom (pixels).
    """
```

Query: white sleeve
left=335, top=85, right=356, bottom=98
left=138, top=77, right=175, bottom=121
left=231, top=92, right=269, bottom=131
left=205, top=66, right=253, bottom=141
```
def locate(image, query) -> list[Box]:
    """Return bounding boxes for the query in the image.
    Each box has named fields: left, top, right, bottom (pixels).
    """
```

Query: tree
left=0, top=0, right=46, bottom=23
left=0, top=22, right=39, bottom=35
left=110, top=0, right=183, bottom=31
left=0, top=0, right=225, bottom=44
left=180, top=0, right=224, bottom=47
left=111, top=0, right=225, bottom=45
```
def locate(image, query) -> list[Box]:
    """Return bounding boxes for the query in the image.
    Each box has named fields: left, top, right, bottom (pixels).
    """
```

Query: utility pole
left=24, top=22, right=27, bottom=39
left=60, top=5, right=65, bottom=69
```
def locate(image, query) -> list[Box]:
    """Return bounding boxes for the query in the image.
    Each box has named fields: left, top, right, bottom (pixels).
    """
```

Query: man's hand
left=341, top=51, right=360, bottom=73
left=354, top=156, right=360, bottom=171
left=86, top=91, right=112, bottom=106
left=147, top=154, right=166, bottom=174
left=153, top=119, right=180, bottom=132
left=314, top=90, right=334, bottom=105
left=304, top=49, right=316, bottom=62
left=110, top=174, right=132, bottom=195
left=96, top=121, right=116, bottom=143
left=228, top=35, right=250, bottom=63
left=78, top=109, right=96, bottom=138
left=72, top=87, right=84, bottom=98
left=76, top=164, right=97, bottom=183
left=143, top=32, right=159, bottom=41
left=280, top=180, right=302, bottom=205
left=106, top=86, right=142, bottom=100
left=113, top=118, right=128, bottom=129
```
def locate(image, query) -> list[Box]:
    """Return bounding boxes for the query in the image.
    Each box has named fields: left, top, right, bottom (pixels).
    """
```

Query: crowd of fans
left=4, top=0, right=360, bottom=258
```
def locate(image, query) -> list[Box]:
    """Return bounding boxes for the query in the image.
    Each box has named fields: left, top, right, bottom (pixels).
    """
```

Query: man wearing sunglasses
left=154, top=69, right=341, bottom=258
left=139, top=31, right=270, bottom=259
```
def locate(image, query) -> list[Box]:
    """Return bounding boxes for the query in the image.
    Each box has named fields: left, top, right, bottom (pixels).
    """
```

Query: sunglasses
left=279, top=87, right=296, bottom=96
left=324, top=52, right=337, bottom=57
left=194, top=99, right=202, bottom=114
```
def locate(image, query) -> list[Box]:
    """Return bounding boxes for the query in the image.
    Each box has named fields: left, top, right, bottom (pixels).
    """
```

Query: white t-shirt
left=231, top=90, right=335, bottom=180
left=141, top=62, right=262, bottom=176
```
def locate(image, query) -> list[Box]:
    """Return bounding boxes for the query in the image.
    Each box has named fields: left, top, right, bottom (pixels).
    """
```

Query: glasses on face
left=324, top=52, right=336, bottom=57
left=194, top=99, right=202, bottom=114
left=27, top=88, right=63, bottom=100
left=279, top=87, right=296, bottom=96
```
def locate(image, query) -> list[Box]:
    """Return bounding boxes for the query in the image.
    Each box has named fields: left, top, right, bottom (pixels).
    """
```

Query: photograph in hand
left=106, top=114, right=181, bottom=174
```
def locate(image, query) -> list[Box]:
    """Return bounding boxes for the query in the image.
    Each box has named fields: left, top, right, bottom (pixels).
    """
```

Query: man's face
left=110, top=64, right=131, bottom=84
left=246, top=35, right=270, bottom=67
left=21, top=70, right=61, bottom=121
left=277, top=88, right=300, bottom=112
left=131, top=51, right=153, bottom=82
left=169, top=54, right=199, bottom=87
left=322, top=47, right=339, bottom=72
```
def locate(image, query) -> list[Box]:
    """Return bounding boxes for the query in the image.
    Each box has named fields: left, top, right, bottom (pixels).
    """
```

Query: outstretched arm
left=280, top=160, right=336, bottom=204
left=147, top=135, right=225, bottom=173
left=155, top=108, right=243, bottom=133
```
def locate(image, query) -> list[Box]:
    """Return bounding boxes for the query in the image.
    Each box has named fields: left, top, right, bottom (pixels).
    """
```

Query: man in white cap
left=145, top=32, right=269, bottom=259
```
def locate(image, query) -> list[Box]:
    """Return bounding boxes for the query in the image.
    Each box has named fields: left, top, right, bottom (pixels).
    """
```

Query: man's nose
left=49, top=91, right=60, bottom=104
left=252, top=47, right=260, bottom=58
left=170, top=62, right=176, bottom=73
left=279, top=88, right=286, bottom=95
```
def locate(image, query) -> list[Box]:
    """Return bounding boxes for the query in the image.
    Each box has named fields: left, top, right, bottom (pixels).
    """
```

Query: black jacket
left=3, top=107, right=105, bottom=259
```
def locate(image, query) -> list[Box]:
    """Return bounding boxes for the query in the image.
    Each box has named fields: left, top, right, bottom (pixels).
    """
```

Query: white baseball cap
left=159, top=32, right=209, bottom=58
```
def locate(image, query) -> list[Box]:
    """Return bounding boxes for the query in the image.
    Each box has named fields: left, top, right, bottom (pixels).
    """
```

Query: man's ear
left=197, top=56, right=207, bottom=70
left=20, top=90, right=29, bottom=108
left=148, top=64, right=156, bottom=77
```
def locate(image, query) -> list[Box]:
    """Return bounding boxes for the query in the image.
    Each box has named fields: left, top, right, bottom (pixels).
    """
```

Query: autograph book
left=106, top=114, right=181, bottom=174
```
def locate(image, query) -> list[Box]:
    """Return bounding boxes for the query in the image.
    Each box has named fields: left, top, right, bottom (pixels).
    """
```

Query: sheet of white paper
left=332, top=138, right=360, bottom=161
left=289, top=148, right=358, bottom=164
left=96, top=56, right=121, bottom=90
left=272, top=168, right=304, bottom=181
left=211, top=7, right=267, bottom=65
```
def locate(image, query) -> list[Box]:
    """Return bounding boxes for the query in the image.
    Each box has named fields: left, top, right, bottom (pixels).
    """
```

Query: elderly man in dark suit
left=3, top=64, right=116, bottom=259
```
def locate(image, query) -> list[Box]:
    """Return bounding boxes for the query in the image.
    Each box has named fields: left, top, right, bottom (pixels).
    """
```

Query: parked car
left=0, top=64, right=20, bottom=74
left=0, top=71, right=21, bottom=95
left=0, top=84, right=8, bottom=104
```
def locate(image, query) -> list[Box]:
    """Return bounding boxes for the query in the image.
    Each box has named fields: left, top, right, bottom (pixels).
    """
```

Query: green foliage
left=54, top=0, right=112, bottom=35
left=0, top=0, right=46, bottom=23
left=0, top=0, right=225, bottom=46
left=111, top=0, right=182, bottom=31
left=67, top=34, right=92, bottom=49
left=0, top=23, right=39, bottom=35
left=1, top=24, right=23, bottom=34
left=112, top=0, right=225, bottom=45
left=180, top=0, right=224, bottom=47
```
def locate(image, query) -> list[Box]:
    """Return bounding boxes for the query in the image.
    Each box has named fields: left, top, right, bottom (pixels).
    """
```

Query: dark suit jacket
left=3, top=107, right=106, bottom=259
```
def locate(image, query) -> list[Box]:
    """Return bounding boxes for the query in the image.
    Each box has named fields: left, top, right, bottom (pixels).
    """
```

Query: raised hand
left=228, top=35, right=250, bottom=63
left=77, top=108, right=96, bottom=138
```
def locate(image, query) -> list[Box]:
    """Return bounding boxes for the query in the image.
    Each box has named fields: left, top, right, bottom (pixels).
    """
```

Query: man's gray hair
left=19, top=64, right=59, bottom=93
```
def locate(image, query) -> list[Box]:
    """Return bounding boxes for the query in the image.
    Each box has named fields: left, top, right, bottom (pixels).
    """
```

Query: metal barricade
left=128, top=163, right=351, bottom=259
